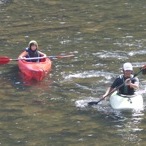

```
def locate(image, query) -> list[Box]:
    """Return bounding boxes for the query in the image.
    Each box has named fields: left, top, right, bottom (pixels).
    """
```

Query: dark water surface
left=1, top=0, right=146, bottom=145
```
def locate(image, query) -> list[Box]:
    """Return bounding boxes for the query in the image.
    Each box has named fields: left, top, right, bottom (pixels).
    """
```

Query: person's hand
left=101, top=94, right=107, bottom=101
left=18, top=56, right=26, bottom=60
left=142, top=65, right=146, bottom=69
left=43, top=54, right=47, bottom=58
left=125, top=78, right=131, bottom=86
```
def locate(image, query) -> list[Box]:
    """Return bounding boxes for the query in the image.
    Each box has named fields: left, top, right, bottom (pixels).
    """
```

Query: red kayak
left=18, top=58, right=52, bottom=81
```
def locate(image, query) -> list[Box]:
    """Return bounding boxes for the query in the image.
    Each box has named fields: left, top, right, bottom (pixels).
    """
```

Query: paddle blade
left=88, top=97, right=105, bottom=106
left=88, top=101, right=98, bottom=106
left=0, top=56, right=11, bottom=65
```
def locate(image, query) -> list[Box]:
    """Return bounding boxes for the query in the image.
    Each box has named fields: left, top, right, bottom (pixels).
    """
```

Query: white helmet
left=123, top=62, right=133, bottom=71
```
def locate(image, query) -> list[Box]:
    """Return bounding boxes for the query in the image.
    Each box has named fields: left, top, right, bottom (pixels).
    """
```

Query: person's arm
left=38, top=51, right=47, bottom=57
left=102, top=87, right=114, bottom=100
left=125, top=78, right=139, bottom=90
left=129, top=82, right=139, bottom=89
left=18, top=51, right=28, bottom=59
left=102, top=77, right=120, bottom=100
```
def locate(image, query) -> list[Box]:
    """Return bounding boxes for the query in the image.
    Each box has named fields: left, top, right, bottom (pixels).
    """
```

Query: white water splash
left=63, top=70, right=113, bottom=80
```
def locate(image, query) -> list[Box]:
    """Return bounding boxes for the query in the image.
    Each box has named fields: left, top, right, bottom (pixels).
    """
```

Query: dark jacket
left=111, top=74, right=139, bottom=95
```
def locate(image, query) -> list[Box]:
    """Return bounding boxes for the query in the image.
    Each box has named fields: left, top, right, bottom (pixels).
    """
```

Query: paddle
left=88, top=68, right=144, bottom=106
left=0, top=54, right=74, bottom=65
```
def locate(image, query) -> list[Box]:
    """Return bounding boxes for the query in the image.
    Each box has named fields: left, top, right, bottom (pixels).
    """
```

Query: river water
left=0, top=0, right=146, bottom=146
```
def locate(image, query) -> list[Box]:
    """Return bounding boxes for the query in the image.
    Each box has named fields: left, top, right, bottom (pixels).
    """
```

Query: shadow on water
left=0, top=64, right=31, bottom=88
left=0, top=63, right=53, bottom=88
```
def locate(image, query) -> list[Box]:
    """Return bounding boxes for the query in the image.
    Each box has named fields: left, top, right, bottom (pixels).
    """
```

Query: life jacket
left=25, top=48, right=40, bottom=62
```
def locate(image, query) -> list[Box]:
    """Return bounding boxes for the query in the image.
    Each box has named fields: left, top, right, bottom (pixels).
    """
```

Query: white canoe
left=110, top=91, right=143, bottom=110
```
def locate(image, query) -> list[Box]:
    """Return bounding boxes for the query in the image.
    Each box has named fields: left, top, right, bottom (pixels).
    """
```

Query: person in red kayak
left=18, top=40, right=46, bottom=62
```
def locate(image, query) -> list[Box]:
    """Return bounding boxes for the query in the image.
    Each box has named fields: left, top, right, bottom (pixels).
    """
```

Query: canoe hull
left=110, top=92, right=143, bottom=110
left=18, top=58, right=52, bottom=81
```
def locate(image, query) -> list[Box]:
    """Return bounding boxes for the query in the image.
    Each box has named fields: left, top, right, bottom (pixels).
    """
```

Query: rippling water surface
left=0, top=0, right=146, bottom=145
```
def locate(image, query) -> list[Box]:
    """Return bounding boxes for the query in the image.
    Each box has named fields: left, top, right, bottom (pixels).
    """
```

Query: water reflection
left=75, top=98, right=145, bottom=145
left=113, top=111, right=144, bottom=145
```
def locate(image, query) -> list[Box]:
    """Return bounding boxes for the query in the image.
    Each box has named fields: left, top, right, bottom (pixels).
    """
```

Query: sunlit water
left=1, top=0, right=146, bottom=146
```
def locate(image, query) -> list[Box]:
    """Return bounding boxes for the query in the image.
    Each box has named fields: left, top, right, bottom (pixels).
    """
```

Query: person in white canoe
left=102, top=62, right=139, bottom=99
